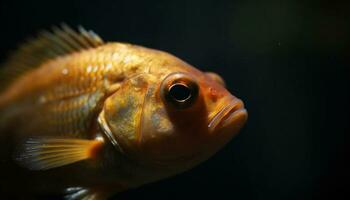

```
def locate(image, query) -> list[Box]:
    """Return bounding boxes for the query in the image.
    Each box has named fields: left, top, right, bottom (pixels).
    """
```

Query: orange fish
left=0, top=25, right=247, bottom=199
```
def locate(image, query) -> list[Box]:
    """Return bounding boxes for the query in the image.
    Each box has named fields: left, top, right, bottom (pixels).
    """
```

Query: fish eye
left=168, top=83, right=192, bottom=102
left=161, top=73, right=199, bottom=109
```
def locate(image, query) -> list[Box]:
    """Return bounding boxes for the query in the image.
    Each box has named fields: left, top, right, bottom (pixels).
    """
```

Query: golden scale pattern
left=0, top=25, right=152, bottom=138
left=0, top=25, right=117, bottom=137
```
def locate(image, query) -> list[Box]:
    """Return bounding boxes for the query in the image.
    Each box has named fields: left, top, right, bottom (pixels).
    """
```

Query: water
left=0, top=0, right=348, bottom=199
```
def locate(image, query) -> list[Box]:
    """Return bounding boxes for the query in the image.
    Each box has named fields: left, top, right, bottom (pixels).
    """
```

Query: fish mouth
left=208, top=99, right=247, bottom=132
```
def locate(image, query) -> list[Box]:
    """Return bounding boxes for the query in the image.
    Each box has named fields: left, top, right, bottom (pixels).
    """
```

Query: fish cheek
left=102, top=75, right=151, bottom=155
left=134, top=83, right=177, bottom=159
left=141, top=92, right=210, bottom=161
left=165, top=92, right=209, bottom=136
left=139, top=104, right=175, bottom=159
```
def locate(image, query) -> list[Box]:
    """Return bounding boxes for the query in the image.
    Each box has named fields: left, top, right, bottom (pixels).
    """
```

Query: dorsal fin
left=0, top=24, right=104, bottom=91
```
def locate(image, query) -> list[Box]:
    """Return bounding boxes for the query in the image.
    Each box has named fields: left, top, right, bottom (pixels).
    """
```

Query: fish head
left=100, top=57, right=247, bottom=177
left=139, top=70, right=248, bottom=170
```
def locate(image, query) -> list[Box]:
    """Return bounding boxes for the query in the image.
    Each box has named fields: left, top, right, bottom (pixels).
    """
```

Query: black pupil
left=169, top=83, right=191, bottom=102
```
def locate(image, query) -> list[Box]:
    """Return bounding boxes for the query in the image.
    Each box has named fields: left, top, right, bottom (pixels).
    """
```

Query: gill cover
left=99, top=73, right=170, bottom=159
left=101, top=74, right=149, bottom=152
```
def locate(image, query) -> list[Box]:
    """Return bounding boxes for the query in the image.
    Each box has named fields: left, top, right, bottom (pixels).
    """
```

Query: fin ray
left=64, top=187, right=108, bottom=200
left=0, top=24, right=104, bottom=92
left=15, top=138, right=103, bottom=170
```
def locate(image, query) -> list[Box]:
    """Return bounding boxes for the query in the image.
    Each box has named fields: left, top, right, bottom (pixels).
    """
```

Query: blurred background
left=0, top=0, right=349, bottom=199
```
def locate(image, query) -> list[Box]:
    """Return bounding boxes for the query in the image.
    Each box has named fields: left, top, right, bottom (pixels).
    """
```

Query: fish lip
left=220, top=108, right=247, bottom=129
left=208, top=99, right=246, bottom=132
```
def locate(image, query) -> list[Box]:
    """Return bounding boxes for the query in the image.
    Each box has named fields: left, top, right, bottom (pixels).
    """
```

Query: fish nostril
left=209, top=87, right=219, bottom=102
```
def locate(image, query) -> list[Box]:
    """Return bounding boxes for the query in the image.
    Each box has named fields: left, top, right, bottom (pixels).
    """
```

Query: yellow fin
left=0, top=24, right=104, bottom=92
left=15, top=138, right=104, bottom=170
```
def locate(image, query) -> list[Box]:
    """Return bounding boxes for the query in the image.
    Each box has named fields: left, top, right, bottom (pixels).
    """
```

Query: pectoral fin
left=15, top=138, right=103, bottom=170
left=64, top=187, right=112, bottom=200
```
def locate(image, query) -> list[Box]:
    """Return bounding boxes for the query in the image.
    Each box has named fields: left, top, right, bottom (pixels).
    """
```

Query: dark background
left=0, top=0, right=349, bottom=199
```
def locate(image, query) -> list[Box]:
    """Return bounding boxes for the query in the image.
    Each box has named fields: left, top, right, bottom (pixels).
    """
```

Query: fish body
left=0, top=26, right=247, bottom=199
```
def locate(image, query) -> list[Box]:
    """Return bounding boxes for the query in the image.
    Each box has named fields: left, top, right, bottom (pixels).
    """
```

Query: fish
left=0, top=24, right=247, bottom=200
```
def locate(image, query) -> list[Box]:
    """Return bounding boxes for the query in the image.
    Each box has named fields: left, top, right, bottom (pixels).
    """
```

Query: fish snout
left=208, top=98, right=248, bottom=134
